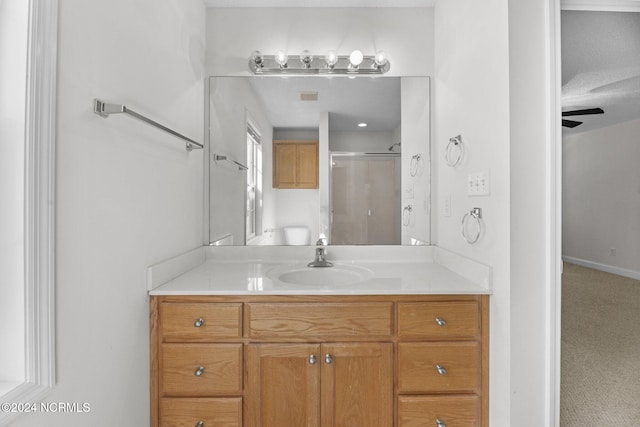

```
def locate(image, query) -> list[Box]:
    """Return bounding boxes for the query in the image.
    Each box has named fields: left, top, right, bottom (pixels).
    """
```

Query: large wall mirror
left=208, top=76, right=430, bottom=246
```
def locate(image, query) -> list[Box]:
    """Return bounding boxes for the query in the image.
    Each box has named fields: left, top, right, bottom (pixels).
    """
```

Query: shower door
left=330, top=154, right=400, bottom=245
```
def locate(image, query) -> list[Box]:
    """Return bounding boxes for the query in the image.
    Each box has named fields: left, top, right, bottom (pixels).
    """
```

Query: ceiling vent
left=300, top=91, right=319, bottom=101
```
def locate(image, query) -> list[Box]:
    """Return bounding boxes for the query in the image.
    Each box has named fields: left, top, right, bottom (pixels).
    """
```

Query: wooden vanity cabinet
left=150, top=295, right=489, bottom=427
left=272, top=140, right=319, bottom=189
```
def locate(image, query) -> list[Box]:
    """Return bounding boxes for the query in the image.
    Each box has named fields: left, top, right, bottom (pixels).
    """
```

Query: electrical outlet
left=468, top=171, right=490, bottom=196
left=443, top=195, right=451, bottom=217
left=610, top=248, right=617, bottom=256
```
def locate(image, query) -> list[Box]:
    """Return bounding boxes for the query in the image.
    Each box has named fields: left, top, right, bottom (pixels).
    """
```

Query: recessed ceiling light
left=358, top=122, right=367, bottom=127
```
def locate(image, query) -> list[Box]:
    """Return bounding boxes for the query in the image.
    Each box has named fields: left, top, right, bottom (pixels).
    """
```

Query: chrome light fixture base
left=249, top=52, right=391, bottom=75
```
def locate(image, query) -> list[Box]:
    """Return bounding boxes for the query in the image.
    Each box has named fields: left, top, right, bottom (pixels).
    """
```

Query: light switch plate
left=468, top=170, right=490, bottom=196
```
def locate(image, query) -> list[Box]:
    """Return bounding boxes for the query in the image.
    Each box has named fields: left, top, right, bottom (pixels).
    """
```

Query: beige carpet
left=561, top=262, right=640, bottom=426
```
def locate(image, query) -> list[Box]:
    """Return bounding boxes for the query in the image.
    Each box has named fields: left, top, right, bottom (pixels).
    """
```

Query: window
left=246, top=123, right=262, bottom=243
left=0, top=0, right=57, bottom=424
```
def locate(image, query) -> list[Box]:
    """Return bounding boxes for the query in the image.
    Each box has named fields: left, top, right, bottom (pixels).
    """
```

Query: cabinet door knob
left=436, top=364, right=447, bottom=375
left=194, top=366, right=205, bottom=377
left=194, top=318, right=205, bottom=327
left=309, top=354, right=317, bottom=365
left=325, top=354, right=333, bottom=364
left=436, top=419, right=446, bottom=427
left=196, top=421, right=205, bottom=427
left=435, top=317, right=446, bottom=327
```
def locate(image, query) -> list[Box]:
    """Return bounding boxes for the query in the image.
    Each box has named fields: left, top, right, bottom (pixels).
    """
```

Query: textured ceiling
left=562, top=10, right=640, bottom=134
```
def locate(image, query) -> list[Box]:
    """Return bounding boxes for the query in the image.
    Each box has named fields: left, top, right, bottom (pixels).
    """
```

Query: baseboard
left=563, top=256, right=640, bottom=281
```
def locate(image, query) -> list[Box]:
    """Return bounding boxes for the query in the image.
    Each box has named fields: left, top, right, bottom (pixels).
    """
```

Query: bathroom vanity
left=148, top=246, right=491, bottom=427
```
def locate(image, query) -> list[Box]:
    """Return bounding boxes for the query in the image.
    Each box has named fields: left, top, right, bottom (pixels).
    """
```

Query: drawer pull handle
left=194, top=318, right=205, bottom=327
left=325, top=354, right=333, bottom=364
left=436, top=419, right=446, bottom=427
left=309, top=354, right=317, bottom=365
left=194, top=366, right=205, bottom=377
left=196, top=421, right=204, bottom=427
left=435, top=317, right=446, bottom=327
left=436, top=364, right=447, bottom=375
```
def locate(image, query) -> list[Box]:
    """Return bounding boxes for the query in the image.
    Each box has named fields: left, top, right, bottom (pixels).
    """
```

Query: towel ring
left=461, top=207, right=482, bottom=244
left=410, top=154, right=422, bottom=177
left=445, top=135, right=463, bottom=167
left=403, top=205, right=413, bottom=226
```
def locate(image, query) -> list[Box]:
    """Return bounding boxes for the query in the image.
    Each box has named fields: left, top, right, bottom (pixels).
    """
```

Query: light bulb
left=275, top=50, right=288, bottom=67
left=349, top=50, right=364, bottom=67
left=325, top=50, right=338, bottom=68
left=374, top=50, right=388, bottom=67
left=299, top=50, right=313, bottom=68
left=251, top=50, right=264, bottom=67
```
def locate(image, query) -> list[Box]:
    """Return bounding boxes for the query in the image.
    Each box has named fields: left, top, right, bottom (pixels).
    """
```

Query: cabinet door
left=246, top=344, right=321, bottom=427
left=296, top=143, right=319, bottom=189
left=273, top=143, right=297, bottom=188
left=273, top=141, right=319, bottom=189
left=321, top=343, right=393, bottom=427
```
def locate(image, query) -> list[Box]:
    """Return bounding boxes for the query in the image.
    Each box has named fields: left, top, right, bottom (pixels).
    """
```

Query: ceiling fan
left=562, top=107, right=604, bottom=128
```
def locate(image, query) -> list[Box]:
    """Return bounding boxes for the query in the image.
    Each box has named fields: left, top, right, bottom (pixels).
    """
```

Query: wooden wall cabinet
left=150, top=295, right=489, bottom=427
left=272, top=140, right=318, bottom=189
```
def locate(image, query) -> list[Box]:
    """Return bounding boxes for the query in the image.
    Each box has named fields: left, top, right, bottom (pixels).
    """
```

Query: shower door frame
left=329, top=152, right=401, bottom=245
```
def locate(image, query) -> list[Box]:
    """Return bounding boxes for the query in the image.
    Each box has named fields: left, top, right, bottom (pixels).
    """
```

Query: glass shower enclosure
left=330, top=153, right=401, bottom=245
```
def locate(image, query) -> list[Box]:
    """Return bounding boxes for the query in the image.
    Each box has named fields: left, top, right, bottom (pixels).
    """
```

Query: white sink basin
left=268, top=263, right=373, bottom=286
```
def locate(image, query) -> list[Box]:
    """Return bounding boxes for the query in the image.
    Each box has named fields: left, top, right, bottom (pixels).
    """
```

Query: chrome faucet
left=307, top=238, right=333, bottom=268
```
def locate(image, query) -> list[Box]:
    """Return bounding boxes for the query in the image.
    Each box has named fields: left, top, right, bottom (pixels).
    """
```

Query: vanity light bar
left=248, top=50, right=391, bottom=75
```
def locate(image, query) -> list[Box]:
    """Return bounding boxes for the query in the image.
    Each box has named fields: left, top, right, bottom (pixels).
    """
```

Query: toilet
left=283, top=226, right=311, bottom=245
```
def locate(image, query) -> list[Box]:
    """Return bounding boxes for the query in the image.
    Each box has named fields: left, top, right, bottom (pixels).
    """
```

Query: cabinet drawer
left=398, top=395, right=480, bottom=427
left=247, top=302, right=393, bottom=340
left=398, top=302, right=479, bottom=339
left=160, top=303, right=242, bottom=342
left=161, top=344, right=242, bottom=397
left=398, top=342, right=480, bottom=393
left=160, top=397, right=242, bottom=427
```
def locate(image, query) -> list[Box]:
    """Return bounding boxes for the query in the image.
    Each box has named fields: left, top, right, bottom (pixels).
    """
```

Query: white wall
left=563, top=118, right=640, bottom=278
left=319, top=112, right=331, bottom=241
left=433, top=0, right=511, bottom=425
left=329, top=130, right=393, bottom=152
left=206, top=7, right=434, bottom=77
left=274, top=129, right=318, bottom=140
left=10, top=0, right=206, bottom=425
left=0, top=0, right=28, bottom=384
left=401, top=77, right=431, bottom=244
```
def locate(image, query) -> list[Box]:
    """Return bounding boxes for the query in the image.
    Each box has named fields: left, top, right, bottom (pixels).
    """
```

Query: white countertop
left=148, top=246, right=492, bottom=296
